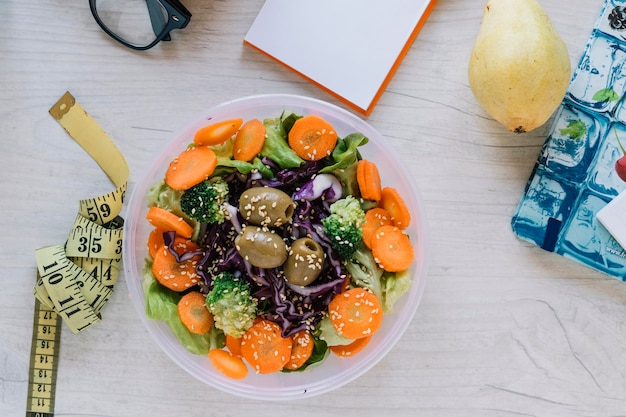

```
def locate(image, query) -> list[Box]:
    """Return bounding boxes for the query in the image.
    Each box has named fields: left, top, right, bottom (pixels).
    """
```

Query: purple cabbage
left=253, top=268, right=343, bottom=337
left=162, top=231, right=203, bottom=262
left=170, top=156, right=349, bottom=337
left=292, top=173, right=342, bottom=203
left=246, top=159, right=328, bottom=188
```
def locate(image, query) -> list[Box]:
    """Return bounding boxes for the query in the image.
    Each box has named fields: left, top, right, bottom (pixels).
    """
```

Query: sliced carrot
left=177, top=291, right=214, bottom=334
left=233, top=118, right=266, bottom=162
left=356, top=159, right=382, bottom=201
left=165, top=146, right=218, bottom=190
left=284, top=329, right=314, bottom=371
left=370, top=225, right=414, bottom=272
left=194, top=118, right=243, bottom=146
left=148, top=229, right=198, bottom=259
left=147, top=228, right=166, bottom=259
left=146, top=206, right=194, bottom=239
left=287, top=114, right=338, bottom=161
left=151, top=244, right=202, bottom=292
left=362, top=207, right=392, bottom=249
left=225, top=334, right=243, bottom=357
left=330, top=335, right=372, bottom=358
left=379, top=187, right=411, bottom=229
left=240, top=319, right=293, bottom=374
left=208, top=349, right=249, bottom=380
left=340, top=276, right=351, bottom=293
left=328, top=287, right=383, bottom=340
left=170, top=236, right=200, bottom=255
left=148, top=232, right=199, bottom=257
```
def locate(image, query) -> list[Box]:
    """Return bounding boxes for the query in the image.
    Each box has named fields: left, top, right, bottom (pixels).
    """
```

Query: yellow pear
left=468, top=0, right=571, bottom=133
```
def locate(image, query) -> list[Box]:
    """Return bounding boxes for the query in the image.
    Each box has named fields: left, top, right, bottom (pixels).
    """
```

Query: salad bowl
left=123, top=94, right=428, bottom=400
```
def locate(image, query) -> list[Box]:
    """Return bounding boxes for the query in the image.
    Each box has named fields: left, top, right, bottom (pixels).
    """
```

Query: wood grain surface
left=2, top=1, right=625, bottom=416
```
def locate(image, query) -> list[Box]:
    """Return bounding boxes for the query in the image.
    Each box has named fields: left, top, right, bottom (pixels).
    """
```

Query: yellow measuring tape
left=26, top=92, right=129, bottom=417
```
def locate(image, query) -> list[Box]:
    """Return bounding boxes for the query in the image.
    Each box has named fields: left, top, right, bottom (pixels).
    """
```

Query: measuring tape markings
left=27, top=91, right=130, bottom=417
left=36, top=245, right=112, bottom=333
left=78, top=183, right=126, bottom=226
left=65, top=213, right=124, bottom=260
left=26, top=300, right=61, bottom=417
left=68, top=256, right=121, bottom=288
left=32, top=91, right=129, bottom=332
left=34, top=275, right=55, bottom=310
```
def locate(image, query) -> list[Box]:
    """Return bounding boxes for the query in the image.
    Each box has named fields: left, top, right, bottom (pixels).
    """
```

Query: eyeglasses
left=89, top=0, right=192, bottom=51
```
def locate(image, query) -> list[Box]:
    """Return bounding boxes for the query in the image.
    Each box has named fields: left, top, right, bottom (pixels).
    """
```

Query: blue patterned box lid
left=512, top=0, right=626, bottom=281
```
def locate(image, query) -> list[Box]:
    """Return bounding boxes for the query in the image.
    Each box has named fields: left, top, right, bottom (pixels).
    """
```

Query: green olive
left=283, top=238, right=325, bottom=286
left=239, top=187, right=295, bottom=227
left=235, top=225, right=288, bottom=269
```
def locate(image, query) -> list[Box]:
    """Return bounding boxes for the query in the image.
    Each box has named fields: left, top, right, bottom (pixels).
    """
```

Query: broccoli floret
left=205, top=272, right=258, bottom=338
left=180, top=177, right=229, bottom=224
left=321, top=195, right=366, bottom=260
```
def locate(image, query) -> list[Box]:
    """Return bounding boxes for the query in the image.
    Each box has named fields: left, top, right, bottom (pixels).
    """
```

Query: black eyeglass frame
left=89, top=0, right=192, bottom=51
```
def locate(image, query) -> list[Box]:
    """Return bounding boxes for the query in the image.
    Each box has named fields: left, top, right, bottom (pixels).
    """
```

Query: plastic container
left=123, top=94, right=429, bottom=401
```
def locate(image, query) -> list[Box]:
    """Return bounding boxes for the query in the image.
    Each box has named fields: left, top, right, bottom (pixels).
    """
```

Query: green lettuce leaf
left=215, top=156, right=274, bottom=177
left=319, top=132, right=368, bottom=174
left=344, top=244, right=384, bottom=301
left=315, top=316, right=355, bottom=346
left=318, top=133, right=368, bottom=198
left=344, top=245, right=412, bottom=313
left=146, top=180, right=185, bottom=216
left=142, top=261, right=224, bottom=355
left=381, top=269, right=412, bottom=313
left=282, top=338, right=329, bottom=373
left=261, top=114, right=306, bottom=169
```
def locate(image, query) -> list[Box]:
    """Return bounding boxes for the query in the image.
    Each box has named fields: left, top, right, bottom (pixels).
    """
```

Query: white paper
left=597, top=191, right=626, bottom=250
left=244, top=0, right=433, bottom=113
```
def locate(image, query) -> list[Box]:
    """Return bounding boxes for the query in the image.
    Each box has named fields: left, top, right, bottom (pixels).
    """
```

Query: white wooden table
left=2, top=1, right=626, bottom=416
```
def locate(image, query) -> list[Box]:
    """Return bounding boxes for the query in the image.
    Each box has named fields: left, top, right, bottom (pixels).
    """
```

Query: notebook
left=243, top=0, right=438, bottom=116
left=511, top=0, right=626, bottom=282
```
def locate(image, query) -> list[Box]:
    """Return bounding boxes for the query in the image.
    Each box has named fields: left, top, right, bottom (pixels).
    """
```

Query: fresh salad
left=142, top=111, right=417, bottom=379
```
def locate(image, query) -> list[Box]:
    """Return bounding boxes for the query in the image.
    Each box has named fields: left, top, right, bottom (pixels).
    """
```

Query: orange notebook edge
left=243, top=0, right=438, bottom=117
left=367, top=0, right=439, bottom=115
left=242, top=40, right=369, bottom=115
